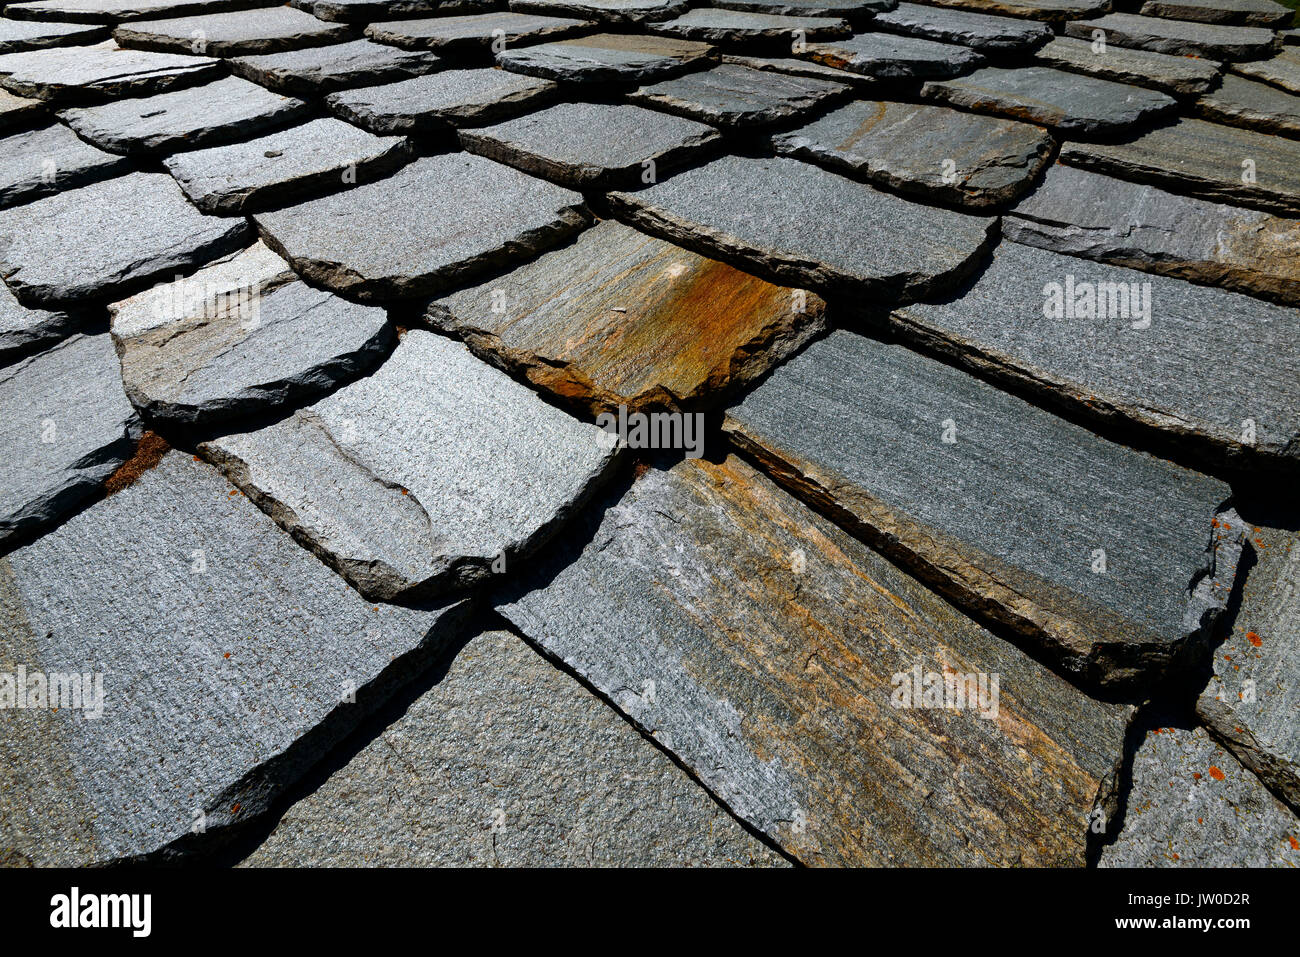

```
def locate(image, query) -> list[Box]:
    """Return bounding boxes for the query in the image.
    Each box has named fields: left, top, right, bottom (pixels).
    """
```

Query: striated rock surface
left=630, top=62, right=849, bottom=127
left=497, top=32, right=714, bottom=82
left=800, top=31, right=984, bottom=78
left=1034, top=35, right=1221, bottom=96
left=326, top=68, right=557, bottom=134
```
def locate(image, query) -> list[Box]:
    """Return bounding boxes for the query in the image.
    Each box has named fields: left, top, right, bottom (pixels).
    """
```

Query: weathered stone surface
left=609, top=154, right=996, bottom=300
left=0, top=89, right=44, bottom=130
left=1197, top=516, right=1300, bottom=813
left=630, top=62, right=848, bottom=127
left=0, top=123, right=129, bottom=209
left=648, top=9, right=851, bottom=45
left=326, top=68, right=556, bottom=134
left=111, top=243, right=392, bottom=425
left=918, top=0, right=1107, bottom=22
left=202, top=331, right=621, bottom=602
left=723, top=330, right=1242, bottom=688
left=1060, top=118, right=1300, bottom=216
left=164, top=117, right=411, bottom=214
left=1034, top=36, right=1221, bottom=97
left=772, top=99, right=1053, bottom=209
left=0, top=334, right=138, bottom=546
left=460, top=101, right=718, bottom=189
left=255, top=153, right=587, bottom=301
left=874, top=2, right=1052, bottom=52
left=0, top=18, right=107, bottom=52
left=0, top=449, right=472, bottom=866
left=496, top=32, right=714, bottom=83
left=4, top=0, right=279, bottom=23
left=426, top=220, right=827, bottom=414
left=0, top=283, right=84, bottom=364
left=240, top=627, right=786, bottom=867
left=59, top=76, right=310, bottom=156
left=1064, top=13, right=1279, bottom=61
left=799, top=31, right=984, bottom=78
left=1099, top=722, right=1299, bottom=867
left=1199, top=74, right=1300, bottom=138
left=507, top=0, right=690, bottom=25
left=721, top=51, right=874, bottom=86
left=114, top=7, right=353, bottom=56
left=0, top=172, right=250, bottom=307
left=497, top=453, right=1134, bottom=865
left=921, top=66, right=1177, bottom=136
left=712, top=0, right=894, bottom=18
left=0, top=40, right=221, bottom=103
left=291, top=0, right=483, bottom=22
left=1008, top=164, right=1300, bottom=305
left=1139, top=0, right=1294, bottom=30
left=890, top=240, right=1300, bottom=473
left=1235, top=48, right=1300, bottom=95
left=366, top=12, right=591, bottom=51
left=230, top=39, right=441, bottom=95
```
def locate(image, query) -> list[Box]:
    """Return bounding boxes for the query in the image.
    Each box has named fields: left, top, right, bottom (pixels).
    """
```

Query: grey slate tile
left=0, top=449, right=472, bottom=865
left=506, top=0, right=690, bottom=25
left=908, top=0, right=1107, bottom=21
left=721, top=51, right=876, bottom=86
left=1063, top=13, right=1279, bottom=62
left=230, top=38, right=442, bottom=96
left=1138, top=0, right=1294, bottom=30
left=0, top=18, right=108, bottom=52
left=459, top=101, right=720, bottom=189
left=647, top=9, right=853, bottom=46
left=798, top=31, right=985, bottom=79
left=3, top=0, right=281, bottom=23
left=113, top=6, right=354, bottom=56
left=496, top=31, right=714, bottom=82
left=288, top=0, right=466, bottom=22
left=0, top=333, right=139, bottom=547
left=723, top=329, right=1243, bottom=689
left=921, top=66, right=1178, bottom=137
left=497, top=453, right=1134, bottom=865
left=1034, top=35, right=1222, bottom=97
left=607, top=153, right=997, bottom=300
left=366, top=12, right=592, bottom=51
left=325, top=68, right=557, bottom=135
left=0, top=282, right=85, bottom=364
left=629, top=62, right=849, bottom=127
left=772, top=99, right=1053, bottom=209
left=253, top=152, right=588, bottom=301
left=0, top=123, right=130, bottom=209
left=1235, top=47, right=1300, bottom=95
left=202, top=330, right=622, bottom=602
left=1199, top=73, right=1300, bottom=138
left=711, top=0, right=895, bottom=18
left=874, top=2, right=1053, bottom=52
left=0, top=40, right=222, bottom=103
left=0, top=171, right=251, bottom=307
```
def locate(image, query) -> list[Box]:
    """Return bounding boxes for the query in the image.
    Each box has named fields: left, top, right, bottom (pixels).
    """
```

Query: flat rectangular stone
left=1235, top=48, right=1300, bottom=95
left=496, top=32, right=714, bottom=83
left=921, top=65, right=1177, bottom=136
left=202, top=330, right=621, bottom=602
left=1034, top=35, right=1221, bottom=97
left=164, top=117, right=411, bottom=213
left=721, top=51, right=876, bottom=87
left=772, top=99, right=1053, bottom=208
left=366, top=12, right=591, bottom=51
left=712, top=0, right=893, bottom=19
left=913, top=0, right=1108, bottom=22
left=0, top=282, right=84, bottom=363
left=426, top=219, right=827, bottom=413
left=1139, top=0, right=1294, bottom=29
left=0, top=40, right=222, bottom=103
left=891, top=239, right=1300, bottom=473
left=254, top=152, right=587, bottom=301
left=507, top=0, right=690, bottom=25
left=0, top=89, right=44, bottom=131
left=629, top=62, right=848, bottom=127
left=290, top=0, right=480, bottom=22
left=1199, top=73, right=1300, bottom=138
left=0, top=449, right=471, bottom=865
left=113, top=6, right=353, bottom=56
left=0, top=18, right=108, bottom=52
left=1060, top=118, right=1300, bottom=216
left=325, top=68, right=557, bottom=134
left=608, top=154, right=996, bottom=300
left=1064, top=13, right=1279, bottom=61
left=1007, top=163, right=1300, bottom=306
left=647, top=9, right=852, bottom=46
left=0, top=171, right=250, bottom=306
left=459, top=101, right=719, bottom=189
left=58, top=75, right=310, bottom=155
left=230, top=39, right=441, bottom=96
left=497, top=453, right=1134, bottom=865
left=4, top=0, right=281, bottom=23
left=799, top=30, right=985, bottom=78
left=723, top=330, right=1242, bottom=688
left=873, top=2, right=1053, bottom=52
left=0, top=123, right=129, bottom=209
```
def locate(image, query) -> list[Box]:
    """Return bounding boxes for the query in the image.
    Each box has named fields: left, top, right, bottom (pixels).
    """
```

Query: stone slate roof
left=0, top=0, right=1297, bottom=869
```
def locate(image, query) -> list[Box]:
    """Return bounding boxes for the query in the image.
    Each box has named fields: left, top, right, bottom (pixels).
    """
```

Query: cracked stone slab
left=1197, top=517, right=1300, bottom=814
left=459, top=101, right=719, bottom=189
left=254, top=152, right=587, bottom=301
left=608, top=153, right=997, bottom=300
left=496, top=32, right=714, bottom=83
left=1034, top=36, right=1221, bottom=97
left=0, top=172, right=250, bottom=307
left=874, top=2, right=1052, bottom=52
left=890, top=240, right=1300, bottom=474
left=0, top=123, right=130, bottom=209
left=914, top=0, right=1107, bottom=22
left=58, top=76, right=311, bottom=156
left=1060, top=118, right=1300, bottom=216
left=240, top=627, right=787, bottom=867
left=647, top=9, right=852, bottom=46
left=1099, top=723, right=1298, bottom=866
left=426, top=219, right=827, bottom=414
left=202, top=330, right=622, bottom=602
left=366, top=12, right=592, bottom=51
left=230, top=39, right=442, bottom=96
left=1063, top=13, right=1279, bottom=62
left=0, top=333, right=139, bottom=547
left=711, top=0, right=895, bottom=18
left=326, top=68, right=557, bottom=135
left=1235, top=48, right=1300, bottom=95
left=772, top=99, right=1053, bottom=209
left=290, top=0, right=491, bottom=22
left=798, top=31, right=984, bottom=78
left=723, top=330, right=1242, bottom=689
left=497, top=453, right=1134, bottom=866
left=0, top=40, right=222, bottom=103
left=111, top=242, right=392, bottom=425
left=629, top=62, right=849, bottom=127
left=114, top=7, right=354, bottom=56
left=507, top=0, right=690, bottom=25
left=163, top=117, right=412, bottom=214
left=921, top=66, right=1178, bottom=136
left=0, top=282, right=85, bottom=364
left=1139, top=0, right=1294, bottom=30
left=3, top=0, right=281, bottom=23
left=1199, top=74, right=1300, bottom=139
left=0, top=18, right=108, bottom=52
left=0, top=89, right=44, bottom=131
left=0, top=449, right=473, bottom=866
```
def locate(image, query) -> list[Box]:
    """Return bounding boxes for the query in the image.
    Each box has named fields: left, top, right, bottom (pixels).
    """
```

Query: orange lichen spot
left=1247, top=632, right=1262, bottom=647
left=1197, top=818, right=1203, bottom=825
left=231, top=803, right=241, bottom=814
left=1193, top=772, right=1202, bottom=780
left=401, top=488, right=408, bottom=495
left=1211, top=518, right=1220, bottom=528
left=1171, top=853, right=1179, bottom=860
left=104, top=431, right=170, bottom=496
left=223, top=652, right=231, bottom=659
left=1289, top=836, right=1299, bottom=851
left=1208, top=766, right=1225, bottom=781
